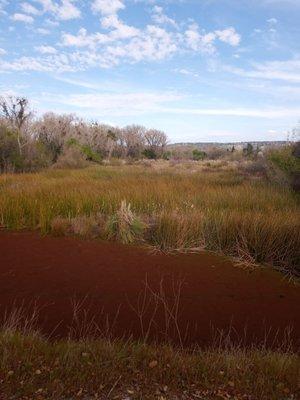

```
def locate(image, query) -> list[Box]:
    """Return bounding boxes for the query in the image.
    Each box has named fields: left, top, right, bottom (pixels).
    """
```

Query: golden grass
left=0, top=164, right=299, bottom=273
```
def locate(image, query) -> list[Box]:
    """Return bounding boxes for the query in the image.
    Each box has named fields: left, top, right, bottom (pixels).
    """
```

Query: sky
left=0, top=0, right=299, bottom=143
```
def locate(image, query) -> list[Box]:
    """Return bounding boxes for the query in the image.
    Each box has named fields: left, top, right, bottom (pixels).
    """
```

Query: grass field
left=0, top=161, right=299, bottom=274
left=1, top=326, right=299, bottom=399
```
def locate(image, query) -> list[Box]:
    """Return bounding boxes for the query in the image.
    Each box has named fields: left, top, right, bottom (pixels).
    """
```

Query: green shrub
left=0, top=126, right=24, bottom=172
left=192, top=149, right=206, bottom=161
left=81, top=145, right=102, bottom=163
left=268, top=145, right=300, bottom=175
left=66, top=138, right=102, bottom=163
left=267, top=144, right=300, bottom=191
left=142, top=148, right=157, bottom=159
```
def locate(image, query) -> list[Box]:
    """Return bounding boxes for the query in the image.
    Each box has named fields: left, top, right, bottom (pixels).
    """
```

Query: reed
left=0, top=164, right=299, bottom=273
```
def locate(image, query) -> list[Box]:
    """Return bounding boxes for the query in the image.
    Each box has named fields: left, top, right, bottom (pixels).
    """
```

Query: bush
left=81, top=144, right=102, bottom=163
left=66, top=138, right=102, bottom=163
left=142, top=148, right=157, bottom=160
left=22, top=141, right=52, bottom=171
left=192, top=149, right=206, bottom=161
left=53, top=146, right=89, bottom=169
left=241, top=159, right=267, bottom=177
left=267, top=144, right=300, bottom=191
left=268, top=145, right=299, bottom=174
left=206, top=147, right=227, bottom=160
left=0, top=125, right=23, bottom=172
left=0, top=125, right=51, bottom=173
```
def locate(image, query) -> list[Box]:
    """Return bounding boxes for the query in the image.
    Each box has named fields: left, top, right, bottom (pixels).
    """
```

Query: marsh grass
left=0, top=164, right=299, bottom=273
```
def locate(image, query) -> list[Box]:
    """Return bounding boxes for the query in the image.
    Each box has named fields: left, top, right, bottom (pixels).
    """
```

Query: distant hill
left=168, top=141, right=287, bottom=149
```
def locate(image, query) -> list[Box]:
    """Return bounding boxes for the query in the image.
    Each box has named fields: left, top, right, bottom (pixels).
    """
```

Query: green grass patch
left=0, top=329, right=299, bottom=399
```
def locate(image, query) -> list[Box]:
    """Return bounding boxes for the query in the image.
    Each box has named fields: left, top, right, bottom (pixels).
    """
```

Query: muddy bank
left=0, top=231, right=299, bottom=348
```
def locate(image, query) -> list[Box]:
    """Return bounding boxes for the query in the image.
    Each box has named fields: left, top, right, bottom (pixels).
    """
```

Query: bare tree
left=88, top=123, right=120, bottom=159
left=33, top=112, right=78, bottom=162
left=0, top=96, right=33, bottom=155
left=122, top=125, right=146, bottom=158
left=144, top=129, right=167, bottom=158
left=0, top=96, right=171, bottom=171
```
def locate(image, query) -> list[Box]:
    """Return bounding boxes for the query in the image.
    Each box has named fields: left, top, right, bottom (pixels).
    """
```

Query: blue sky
left=0, top=0, right=299, bottom=142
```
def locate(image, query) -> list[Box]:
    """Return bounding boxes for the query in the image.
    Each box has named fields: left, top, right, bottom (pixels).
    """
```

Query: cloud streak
left=225, top=59, right=300, bottom=83
left=161, top=107, right=300, bottom=118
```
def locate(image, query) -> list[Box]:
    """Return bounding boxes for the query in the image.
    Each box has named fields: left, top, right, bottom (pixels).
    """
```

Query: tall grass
left=0, top=164, right=299, bottom=273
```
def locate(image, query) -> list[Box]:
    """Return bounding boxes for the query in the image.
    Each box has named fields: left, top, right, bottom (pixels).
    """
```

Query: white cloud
left=59, top=18, right=241, bottom=67
left=36, top=27, right=51, bottom=34
left=225, top=59, right=300, bottom=83
left=47, top=90, right=181, bottom=116
left=61, top=28, right=112, bottom=48
left=215, top=27, right=241, bottom=46
left=185, top=24, right=216, bottom=54
left=21, top=2, right=40, bottom=15
left=61, top=24, right=177, bottom=64
left=101, top=14, right=140, bottom=39
left=173, top=68, right=199, bottom=78
left=252, top=18, right=279, bottom=48
left=91, top=0, right=124, bottom=15
left=0, top=0, right=8, bottom=15
left=106, top=25, right=178, bottom=63
left=0, top=54, right=81, bottom=73
left=35, top=88, right=300, bottom=119
left=161, top=106, right=300, bottom=119
left=267, top=17, right=278, bottom=24
left=35, top=45, right=57, bottom=54
left=11, top=13, right=34, bottom=23
left=45, top=18, right=59, bottom=26
left=56, top=0, right=81, bottom=20
left=151, top=6, right=177, bottom=28
left=185, top=24, right=240, bottom=53
left=0, top=48, right=6, bottom=56
left=54, top=76, right=102, bottom=89
left=34, top=0, right=55, bottom=12
left=6, top=0, right=242, bottom=71
left=33, top=0, right=81, bottom=20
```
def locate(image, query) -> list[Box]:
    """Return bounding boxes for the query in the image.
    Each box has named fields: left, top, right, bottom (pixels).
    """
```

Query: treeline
left=1, top=96, right=299, bottom=181
left=0, top=96, right=168, bottom=172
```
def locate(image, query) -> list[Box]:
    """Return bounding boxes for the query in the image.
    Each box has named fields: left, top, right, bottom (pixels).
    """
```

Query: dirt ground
left=0, top=231, right=299, bottom=348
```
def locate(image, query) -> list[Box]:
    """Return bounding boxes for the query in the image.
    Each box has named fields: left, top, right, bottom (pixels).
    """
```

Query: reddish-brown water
left=0, top=231, right=299, bottom=348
